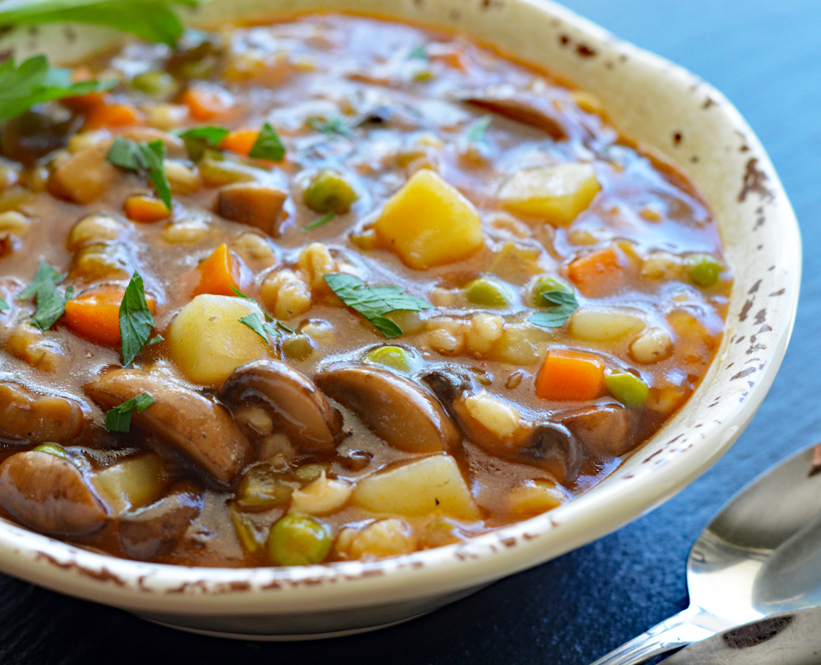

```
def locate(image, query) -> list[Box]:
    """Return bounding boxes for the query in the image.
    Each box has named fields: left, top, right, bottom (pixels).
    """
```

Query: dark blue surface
left=1, top=1, right=818, bottom=662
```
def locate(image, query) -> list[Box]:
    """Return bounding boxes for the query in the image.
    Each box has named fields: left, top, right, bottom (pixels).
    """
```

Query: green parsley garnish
left=175, top=124, right=230, bottom=160
left=465, top=115, right=492, bottom=143
left=105, top=392, right=155, bottom=433
left=106, top=137, right=173, bottom=210
left=17, top=260, right=66, bottom=301
left=0, top=296, right=8, bottom=312
left=248, top=122, right=286, bottom=161
left=0, top=54, right=115, bottom=121
left=18, top=260, right=73, bottom=331
left=119, top=272, right=156, bottom=367
left=229, top=286, right=255, bottom=301
left=529, top=290, right=579, bottom=328
left=323, top=274, right=432, bottom=339
left=407, top=44, right=427, bottom=60
left=300, top=212, right=335, bottom=233
left=238, top=312, right=282, bottom=345
left=307, top=116, right=353, bottom=139
left=0, top=0, right=212, bottom=48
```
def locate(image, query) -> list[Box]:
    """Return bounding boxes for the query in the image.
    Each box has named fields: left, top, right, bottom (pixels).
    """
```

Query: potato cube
left=497, top=163, right=600, bottom=225
left=352, top=454, right=480, bottom=520
left=374, top=169, right=484, bottom=269
left=168, top=295, right=271, bottom=388
left=92, top=454, right=166, bottom=514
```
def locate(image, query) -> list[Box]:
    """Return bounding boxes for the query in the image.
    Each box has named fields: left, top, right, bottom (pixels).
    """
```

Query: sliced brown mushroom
left=0, top=451, right=109, bottom=536
left=218, top=359, right=342, bottom=453
left=0, top=381, right=88, bottom=445
left=84, top=369, right=252, bottom=486
left=119, top=484, right=204, bottom=560
left=315, top=366, right=460, bottom=454
left=423, top=369, right=583, bottom=483
left=558, top=401, right=636, bottom=458
left=216, top=182, right=288, bottom=235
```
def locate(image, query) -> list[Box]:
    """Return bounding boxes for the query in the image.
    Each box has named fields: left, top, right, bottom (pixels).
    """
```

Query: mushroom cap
left=0, top=381, right=88, bottom=445
left=218, top=359, right=343, bottom=453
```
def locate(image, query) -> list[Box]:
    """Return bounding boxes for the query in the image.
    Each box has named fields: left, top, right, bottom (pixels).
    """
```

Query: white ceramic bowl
left=0, top=0, right=801, bottom=639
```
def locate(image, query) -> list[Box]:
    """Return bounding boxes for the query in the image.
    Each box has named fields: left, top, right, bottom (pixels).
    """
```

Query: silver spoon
left=590, top=442, right=821, bottom=665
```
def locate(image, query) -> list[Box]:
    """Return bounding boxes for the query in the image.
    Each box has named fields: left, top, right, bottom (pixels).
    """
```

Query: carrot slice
left=124, top=195, right=172, bottom=223
left=535, top=348, right=604, bottom=401
left=181, top=87, right=229, bottom=121
left=219, top=129, right=259, bottom=156
left=63, top=285, right=156, bottom=346
left=84, top=102, right=145, bottom=130
left=567, top=246, right=625, bottom=298
left=62, top=66, right=108, bottom=111
left=193, top=244, right=242, bottom=297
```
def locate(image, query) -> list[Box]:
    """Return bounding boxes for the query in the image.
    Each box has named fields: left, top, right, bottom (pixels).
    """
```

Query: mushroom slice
left=216, top=182, right=288, bottom=235
left=119, top=484, right=204, bottom=560
left=423, top=369, right=583, bottom=483
left=0, top=381, right=88, bottom=445
left=218, top=359, right=343, bottom=453
left=85, top=369, right=252, bottom=486
left=558, top=401, right=636, bottom=458
left=0, top=451, right=108, bottom=536
left=315, top=366, right=460, bottom=454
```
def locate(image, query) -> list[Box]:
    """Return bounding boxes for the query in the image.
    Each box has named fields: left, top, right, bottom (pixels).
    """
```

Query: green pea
left=530, top=275, right=574, bottom=306
left=303, top=170, right=356, bottom=214
left=235, top=465, right=293, bottom=512
left=268, top=514, right=332, bottom=566
left=465, top=277, right=512, bottom=307
left=294, top=464, right=326, bottom=482
left=129, top=71, right=179, bottom=98
left=364, top=345, right=415, bottom=373
left=281, top=334, right=316, bottom=362
left=605, top=371, right=649, bottom=408
left=32, top=443, right=68, bottom=460
left=686, top=253, right=724, bottom=288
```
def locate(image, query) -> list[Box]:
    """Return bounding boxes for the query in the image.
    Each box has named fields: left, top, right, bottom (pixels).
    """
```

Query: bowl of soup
left=0, top=0, right=800, bottom=638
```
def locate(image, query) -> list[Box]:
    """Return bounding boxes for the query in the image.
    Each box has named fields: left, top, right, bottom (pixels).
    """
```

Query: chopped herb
left=230, top=286, right=256, bottom=301
left=0, top=0, right=212, bottom=48
left=529, top=290, right=579, bottom=328
left=323, top=273, right=432, bottom=339
left=0, top=296, right=8, bottom=311
left=106, top=138, right=173, bottom=209
left=105, top=392, right=155, bottom=433
left=300, top=212, right=335, bottom=233
left=465, top=115, right=492, bottom=143
left=0, top=54, right=115, bottom=121
left=276, top=320, right=294, bottom=334
left=249, top=122, right=286, bottom=161
left=175, top=124, right=230, bottom=160
left=238, top=312, right=281, bottom=345
left=18, top=260, right=67, bottom=301
left=407, top=44, right=427, bottom=60
left=146, top=335, right=164, bottom=347
left=31, top=280, right=73, bottom=331
left=307, top=116, right=353, bottom=139
left=119, top=272, right=155, bottom=367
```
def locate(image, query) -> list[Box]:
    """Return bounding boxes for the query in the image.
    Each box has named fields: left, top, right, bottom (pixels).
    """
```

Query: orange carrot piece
left=63, top=285, right=156, bottom=346
left=535, top=348, right=605, bottom=401
left=84, top=102, right=145, bottom=130
left=428, top=45, right=466, bottom=70
left=567, top=246, right=625, bottom=298
left=181, top=87, right=228, bottom=121
left=219, top=129, right=259, bottom=156
left=193, top=244, right=242, bottom=297
left=124, top=195, right=172, bottom=223
left=62, top=67, right=108, bottom=111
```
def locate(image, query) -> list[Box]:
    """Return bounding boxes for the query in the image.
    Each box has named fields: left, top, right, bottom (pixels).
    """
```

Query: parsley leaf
left=0, top=296, right=8, bottom=312
left=465, top=115, right=492, bottom=143
left=248, top=122, right=286, bottom=161
left=238, top=312, right=281, bottom=345
left=230, top=286, right=256, bottom=301
left=175, top=124, right=230, bottom=160
left=300, top=212, right=335, bottom=233
left=323, top=273, right=432, bottom=339
left=18, top=260, right=66, bottom=301
left=105, top=392, right=155, bottom=433
left=307, top=116, right=353, bottom=139
left=119, top=272, right=155, bottom=367
left=529, top=290, right=579, bottom=328
left=106, top=137, right=172, bottom=209
left=0, top=54, right=115, bottom=121
left=407, top=44, right=427, bottom=60
left=30, top=280, right=73, bottom=331
left=0, top=0, right=212, bottom=48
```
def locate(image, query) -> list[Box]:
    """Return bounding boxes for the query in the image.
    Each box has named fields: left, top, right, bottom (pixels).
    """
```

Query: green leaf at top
left=105, top=392, right=155, bottom=433
left=248, top=123, right=286, bottom=162
left=0, top=296, right=9, bottom=312
left=106, top=137, right=172, bottom=209
left=119, top=271, right=155, bottom=367
left=529, top=290, right=579, bottom=329
left=323, top=273, right=432, bottom=338
left=175, top=124, right=230, bottom=161
left=0, top=0, right=213, bottom=48
left=17, top=260, right=66, bottom=301
left=0, top=54, right=115, bottom=121
left=465, top=115, right=492, bottom=143
left=30, top=280, right=73, bottom=331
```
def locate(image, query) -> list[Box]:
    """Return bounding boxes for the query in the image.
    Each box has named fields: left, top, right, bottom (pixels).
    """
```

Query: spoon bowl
left=592, top=442, right=821, bottom=664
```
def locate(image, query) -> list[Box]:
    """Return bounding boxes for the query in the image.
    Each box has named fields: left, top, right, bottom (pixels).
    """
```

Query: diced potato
left=352, top=455, right=480, bottom=520
left=91, top=454, right=165, bottom=514
left=568, top=307, right=646, bottom=343
left=505, top=480, right=565, bottom=517
left=47, top=141, right=120, bottom=205
left=168, top=295, right=271, bottom=387
left=497, top=163, right=600, bottom=225
left=491, top=322, right=552, bottom=365
left=374, top=170, right=484, bottom=269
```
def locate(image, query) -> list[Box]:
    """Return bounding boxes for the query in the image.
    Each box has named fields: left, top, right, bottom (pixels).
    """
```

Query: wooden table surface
left=1, top=0, right=818, bottom=662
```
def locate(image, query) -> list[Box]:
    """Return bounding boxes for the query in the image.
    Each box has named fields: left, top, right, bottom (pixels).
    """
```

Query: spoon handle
left=588, top=606, right=726, bottom=665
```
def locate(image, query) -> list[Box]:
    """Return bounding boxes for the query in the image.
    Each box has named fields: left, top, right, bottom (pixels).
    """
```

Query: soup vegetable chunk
left=0, top=14, right=730, bottom=566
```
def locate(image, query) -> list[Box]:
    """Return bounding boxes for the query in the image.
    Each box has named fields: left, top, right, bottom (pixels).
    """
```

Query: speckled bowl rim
left=0, top=0, right=801, bottom=619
